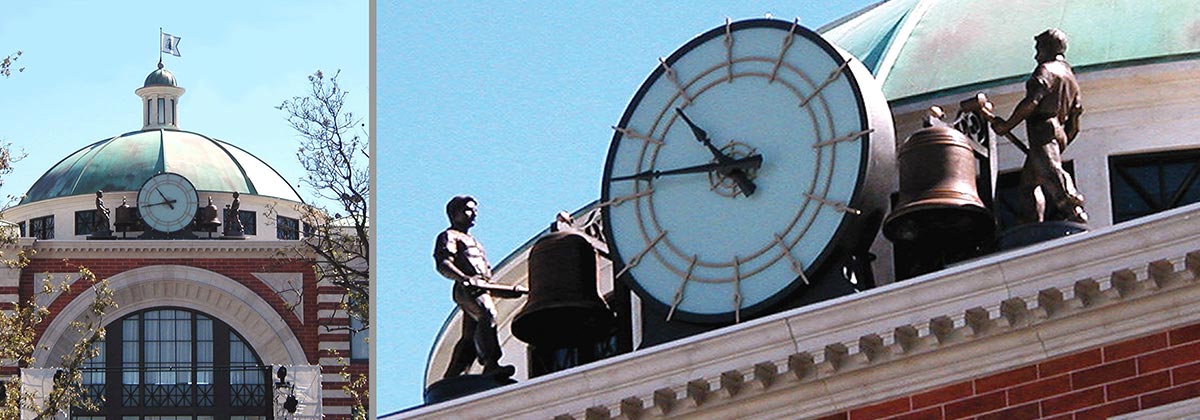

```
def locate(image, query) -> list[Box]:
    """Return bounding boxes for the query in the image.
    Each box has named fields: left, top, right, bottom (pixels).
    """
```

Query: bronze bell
left=883, top=126, right=994, bottom=245
left=196, top=197, right=222, bottom=232
left=512, top=230, right=616, bottom=347
left=114, top=198, right=137, bottom=232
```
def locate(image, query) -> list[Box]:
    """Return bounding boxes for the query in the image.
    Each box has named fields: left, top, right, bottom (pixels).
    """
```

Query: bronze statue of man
left=434, top=195, right=515, bottom=379
left=94, top=190, right=112, bottom=233
left=992, top=28, right=1088, bottom=224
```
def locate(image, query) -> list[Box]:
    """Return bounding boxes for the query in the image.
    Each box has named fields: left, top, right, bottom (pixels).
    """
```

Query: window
left=276, top=216, right=299, bottom=240
left=1110, top=149, right=1200, bottom=223
left=17, top=221, right=25, bottom=237
left=74, top=308, right=270, bottom=419
left=76, top=210, right=97, bottom=235
left=29, top=215, right=54, bottom=239
left=145, top=99, right=151, bottom=126
left=993, top=161, right=1075, bottom=231
left=157, top=98, right=166, bottom=124
left=350, top=311, right=368, bottom=361
left=239, top=210, right=256, bottom=235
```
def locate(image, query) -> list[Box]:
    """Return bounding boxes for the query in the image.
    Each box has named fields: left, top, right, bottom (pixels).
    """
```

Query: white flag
left=161, top=33, right=182, bottom=57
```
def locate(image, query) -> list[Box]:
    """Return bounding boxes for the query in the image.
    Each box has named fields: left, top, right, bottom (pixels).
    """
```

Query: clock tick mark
left=798, top=60, right=852, bottom=108
left=667, top=256, right=698, bottom=322
left=614, top=230, right=667, bottom=281
left=770, top=19, right=800, bottom=83
left=724, top=18, right=734, bottom=83
left=659, top=58, right=693, bottom=106
left=773, top=234, right=810, bottom=283
left=612, top=126, right=663, bottom=146
left=805, top=193, right=862, bottom=215
left=812, top=129, right=874, bottom=149
left=599, top=189, right=653, bottom=208
left=733, top=257, right=743, bottom=323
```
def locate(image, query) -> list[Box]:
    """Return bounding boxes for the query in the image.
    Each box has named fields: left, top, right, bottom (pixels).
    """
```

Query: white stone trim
left=320, top=342, right=350, bottom=351
left=254, top=272, right=305, bottom=323
left=32, top=272, right=79, bottom=309
left=33, top=265, right=307, bottom=367
left=26, top=239, right=312, bottom=259
left=392, top=203, right=1200, bottom=419
left=319, top=357, right=349, bottom=367
left=319, top=309, right=349, bottom=319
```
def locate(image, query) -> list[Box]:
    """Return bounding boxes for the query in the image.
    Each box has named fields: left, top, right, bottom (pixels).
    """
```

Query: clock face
left=137, top=172, right=199, bottom=233
left=601, top=19, right=894, bottom=323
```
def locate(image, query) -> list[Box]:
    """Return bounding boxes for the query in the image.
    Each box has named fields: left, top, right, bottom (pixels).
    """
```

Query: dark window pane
left=29, top=215, right=54, bottom=239
left=238, top=210, right=256, bottom=235
left=1110, top=150, right=1200, bottom=223
left=276, top=216, right=299, bottom=240
left=76, top=210, right=97, bottom=235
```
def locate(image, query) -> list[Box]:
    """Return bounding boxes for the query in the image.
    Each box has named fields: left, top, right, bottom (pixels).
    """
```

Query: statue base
left=423, top=373, right=516, bottom=405
left=220, top=233, right=247, bottom=240
left=998, top=221, right=1089, bottom=251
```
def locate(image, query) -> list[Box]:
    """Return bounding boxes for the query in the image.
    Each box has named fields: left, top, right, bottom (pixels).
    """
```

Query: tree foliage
left=278, top=69, right=369, bottom=418
left=1, top=59, right=116, bottom=419
left=1, top=51, right=22, bottom=78
left=0, top=258, right=116, bottom=419
left=277, top=70, right=369, bottom=325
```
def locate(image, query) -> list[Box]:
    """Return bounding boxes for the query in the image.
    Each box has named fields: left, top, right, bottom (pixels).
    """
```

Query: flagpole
left=158, top=27, right=163, bottom=68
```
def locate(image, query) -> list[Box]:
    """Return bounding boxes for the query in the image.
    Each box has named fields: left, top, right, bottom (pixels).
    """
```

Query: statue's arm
left=994, top=71, right=1049, bottom=136
left=434, top=232, right=480, bottom=287
left=437, top=256, right=474, bottom=287
left=993, top=95, right=1039, bottom=136
left=1065, top=98, right=1083, bottom=145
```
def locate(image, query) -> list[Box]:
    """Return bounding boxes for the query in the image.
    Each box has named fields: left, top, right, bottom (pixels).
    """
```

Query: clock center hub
left=707, top=141, right=759, bottom=198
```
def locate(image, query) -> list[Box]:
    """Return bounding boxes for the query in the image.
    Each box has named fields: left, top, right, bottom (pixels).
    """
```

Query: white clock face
left=137, top=172, right=199, bottom=233
left=602, top=19, right=894, bottom=322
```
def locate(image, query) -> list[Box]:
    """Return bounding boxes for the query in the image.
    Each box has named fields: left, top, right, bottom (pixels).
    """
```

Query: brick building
left=1, top=65, right=367, bottom=419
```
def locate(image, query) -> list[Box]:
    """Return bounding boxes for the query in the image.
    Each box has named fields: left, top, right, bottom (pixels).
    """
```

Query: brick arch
left=33, top=264, right=306, bottom=367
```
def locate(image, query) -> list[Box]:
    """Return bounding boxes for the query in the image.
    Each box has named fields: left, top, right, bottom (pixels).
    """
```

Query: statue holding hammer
left=434, top=195, right=526, bottom=379
left=989, top=28, right=1088, bottom=224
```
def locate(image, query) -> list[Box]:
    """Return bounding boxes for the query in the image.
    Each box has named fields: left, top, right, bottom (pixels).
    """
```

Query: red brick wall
left=819, top=323, right=1200, bottom=419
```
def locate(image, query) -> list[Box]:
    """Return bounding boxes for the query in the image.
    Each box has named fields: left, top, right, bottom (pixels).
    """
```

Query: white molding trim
left=33, top=265, right=307, bottom=367
left=26, top=239, right=312, bottom=259
left=393, top=202, right=1200, bottom=419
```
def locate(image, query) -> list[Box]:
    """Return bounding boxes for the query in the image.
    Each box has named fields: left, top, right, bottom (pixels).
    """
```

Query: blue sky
left=377, top=1, right=878, bottom=414
left=0, top=2, right=369, bottom=209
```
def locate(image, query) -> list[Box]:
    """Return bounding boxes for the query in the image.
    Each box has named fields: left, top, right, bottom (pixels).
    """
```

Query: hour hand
left=156, top=189, right=175, bottom=210
left=611, top=154, right=763, bottom=182
left=673, top=108, right=759, bottom=196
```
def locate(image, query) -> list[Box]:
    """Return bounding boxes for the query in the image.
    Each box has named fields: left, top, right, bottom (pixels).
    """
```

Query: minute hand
left=674, top=108, right=758, bottom=196
left=611, top=154, right=763, bottom=182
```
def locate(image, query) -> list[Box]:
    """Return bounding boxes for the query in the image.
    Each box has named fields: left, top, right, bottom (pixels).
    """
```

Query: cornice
left=22, top=239, right=314, bottom=259
left=395, top=202, right=1200, bottom=419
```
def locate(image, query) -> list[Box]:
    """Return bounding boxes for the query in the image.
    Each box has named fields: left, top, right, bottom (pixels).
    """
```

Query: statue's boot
left=482, top=363, right=516, bottom=378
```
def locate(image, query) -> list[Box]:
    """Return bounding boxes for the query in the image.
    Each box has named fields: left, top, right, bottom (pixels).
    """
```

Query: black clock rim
left=600, top=18, right=884, bottom=324
left=136, top=172, right=200, bottom=233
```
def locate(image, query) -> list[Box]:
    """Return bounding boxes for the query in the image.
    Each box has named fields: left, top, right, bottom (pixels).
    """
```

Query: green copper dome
left=144, top=67, right=177, bottom=87
left=820, top=0, right=1200, bottom=104
left=21, top=129, right=302, bottom=204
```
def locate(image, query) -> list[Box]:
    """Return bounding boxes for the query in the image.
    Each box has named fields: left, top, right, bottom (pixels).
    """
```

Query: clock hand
left=673, top=108, right=758, bottom=196
left=140, top=199, right=178, bottom=209
left=611, top=154, right=762, bottom=182
left=156, top=189, right=175, bottom=210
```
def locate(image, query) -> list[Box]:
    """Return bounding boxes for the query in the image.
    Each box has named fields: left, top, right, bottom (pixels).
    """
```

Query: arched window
left=74, top=308, right=271, bottom=420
